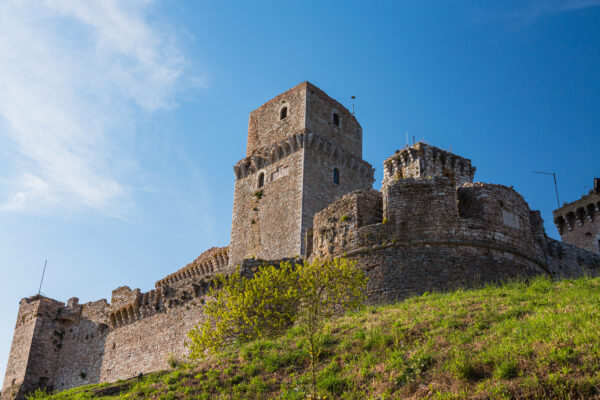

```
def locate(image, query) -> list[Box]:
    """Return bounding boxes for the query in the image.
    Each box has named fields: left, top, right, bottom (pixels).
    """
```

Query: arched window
left=258, top=172, right=265, bottom=188
left=333, top=168, right=340, bottom=185
left=333, top=113, right=340, bottom=127
left=280, top=106, right=288, bottom=120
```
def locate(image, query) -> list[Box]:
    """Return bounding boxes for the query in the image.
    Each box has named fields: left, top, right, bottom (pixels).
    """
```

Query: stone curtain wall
left=52, top=300, right=108, bottom=391
left=546, top=238, right=600, bottom=277
left=553, top=190, right=600, bottom=253
left=99, top=304, right=205, bottom=384
left=1, top=245, right=229, bottom=399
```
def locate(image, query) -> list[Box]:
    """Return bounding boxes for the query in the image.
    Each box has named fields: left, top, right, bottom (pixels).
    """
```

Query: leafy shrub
left=187, top=258, right=367, bottom=397
left=187, top=262, right=299, bottom=358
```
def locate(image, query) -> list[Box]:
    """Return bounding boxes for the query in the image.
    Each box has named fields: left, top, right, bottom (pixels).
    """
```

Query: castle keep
left=229, top=83, right=374, bottom=266
left=2, top=82, right=599, bottom=399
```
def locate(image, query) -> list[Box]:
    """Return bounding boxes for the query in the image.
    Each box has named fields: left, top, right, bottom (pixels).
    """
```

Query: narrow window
left=333, top=168, right=340, bottom=185
left=333, top=113, right=340, bottom=127
left=258, top=172, right=265, bottom=188
left=280, top=107, right=288, bottom=120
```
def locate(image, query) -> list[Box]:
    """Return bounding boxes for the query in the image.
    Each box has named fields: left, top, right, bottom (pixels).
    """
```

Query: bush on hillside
left=187, top=261, right=300, bottom=358
left=186, top=258, right=367, bottom=362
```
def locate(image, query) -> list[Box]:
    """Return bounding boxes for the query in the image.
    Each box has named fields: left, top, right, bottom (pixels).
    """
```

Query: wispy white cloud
left=0, top=0, right=195, bottom=217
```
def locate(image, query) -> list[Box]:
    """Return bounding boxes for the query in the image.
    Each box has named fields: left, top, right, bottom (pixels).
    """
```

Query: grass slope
left=29, top=276, right=600, bottom=399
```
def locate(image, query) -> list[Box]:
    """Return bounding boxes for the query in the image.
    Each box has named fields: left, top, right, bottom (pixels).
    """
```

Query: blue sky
left=0, top=0, right=599, bottom=385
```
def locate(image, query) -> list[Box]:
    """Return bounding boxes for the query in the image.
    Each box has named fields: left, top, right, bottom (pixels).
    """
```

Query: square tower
left=553, top=178, right=600, bottom=254
left=229, top=82, right=374, bottom=268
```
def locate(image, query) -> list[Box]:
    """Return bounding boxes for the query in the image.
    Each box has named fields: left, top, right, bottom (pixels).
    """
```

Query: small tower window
left=333, top=168, right=340, bottom=185
left=280, top=107, right=288, bottom=120
left=258, top=172, right=265, bottom=188
left=333, top=113, right=340, bottom=127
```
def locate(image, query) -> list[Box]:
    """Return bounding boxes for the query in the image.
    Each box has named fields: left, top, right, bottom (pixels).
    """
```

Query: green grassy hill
left=29, top=276, right=600, bottom=399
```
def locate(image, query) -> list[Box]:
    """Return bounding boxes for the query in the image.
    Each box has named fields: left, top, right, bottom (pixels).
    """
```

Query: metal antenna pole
left=38, top=259, right=47, bottom=295
left=351, top=96, right=356, bottom=115
left=533, top=171, right=560, bottom=208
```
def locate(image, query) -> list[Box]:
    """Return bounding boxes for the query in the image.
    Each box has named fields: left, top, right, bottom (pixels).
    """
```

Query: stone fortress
left=2, top=82, right=599, bottom=399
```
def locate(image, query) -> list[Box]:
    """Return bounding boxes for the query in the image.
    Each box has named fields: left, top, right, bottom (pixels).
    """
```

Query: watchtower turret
left=553, top=177, right=600, bottom=253
left=229, top=82, right=374, bottom=268
left=2, top=296, right=64, bottom=399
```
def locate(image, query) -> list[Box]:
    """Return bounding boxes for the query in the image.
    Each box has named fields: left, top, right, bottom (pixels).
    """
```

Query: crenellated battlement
left=552, top=178, right=600, bottom=253
left=383, top=142, right=476, bottom=188
left=233, top=132, right=374, bottom=183
left=155, top=246, right=229, bottom=289
left=553, top=193, right=600, bottom=233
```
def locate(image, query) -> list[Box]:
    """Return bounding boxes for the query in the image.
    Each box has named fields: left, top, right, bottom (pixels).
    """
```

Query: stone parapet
left=382, top=142, right=475, bottom=188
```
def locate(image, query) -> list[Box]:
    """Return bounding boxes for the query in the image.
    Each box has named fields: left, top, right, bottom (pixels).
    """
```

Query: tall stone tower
left=228, top=82, right=375, bottom=268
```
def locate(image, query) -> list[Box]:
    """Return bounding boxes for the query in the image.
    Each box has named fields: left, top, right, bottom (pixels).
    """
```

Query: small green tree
left=186, top=257, right=368, bottom=396
left=296, top=258, right=367, bottom=396
left=187, top=262, right=299, bottom=359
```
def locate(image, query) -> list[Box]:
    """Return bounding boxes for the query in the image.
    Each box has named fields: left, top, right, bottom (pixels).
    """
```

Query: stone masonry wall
left=546, top=238, right=600, bottom=277
left=2, top=297, right=64, bottom=399
left=246, top=82, right=307, bottom=157
left=304, top=83, right=363, bottom=158
left=1, top=245, right=227, bottom=399
left=229, top=150, right=304, bottom=268
left=99, top=302, right=205, bottom=384
left=2, top=299, right=41, bottom=399
left=301, top=147, right=374, bottom=256
left=311, top=176, right=600, bottom=303
left=52, top=299, right=108, bottom=391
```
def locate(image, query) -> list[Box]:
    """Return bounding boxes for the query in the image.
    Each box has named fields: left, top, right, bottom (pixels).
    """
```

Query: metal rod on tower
left=38, top=259, right=47, bottom=295
left=350, top=96, right=356, bottom=115
left=533, top=171, right=561, bottom=208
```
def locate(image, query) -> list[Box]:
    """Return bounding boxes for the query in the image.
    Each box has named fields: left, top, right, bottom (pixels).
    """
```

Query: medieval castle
left=2, top=82, right=599, bottom=399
